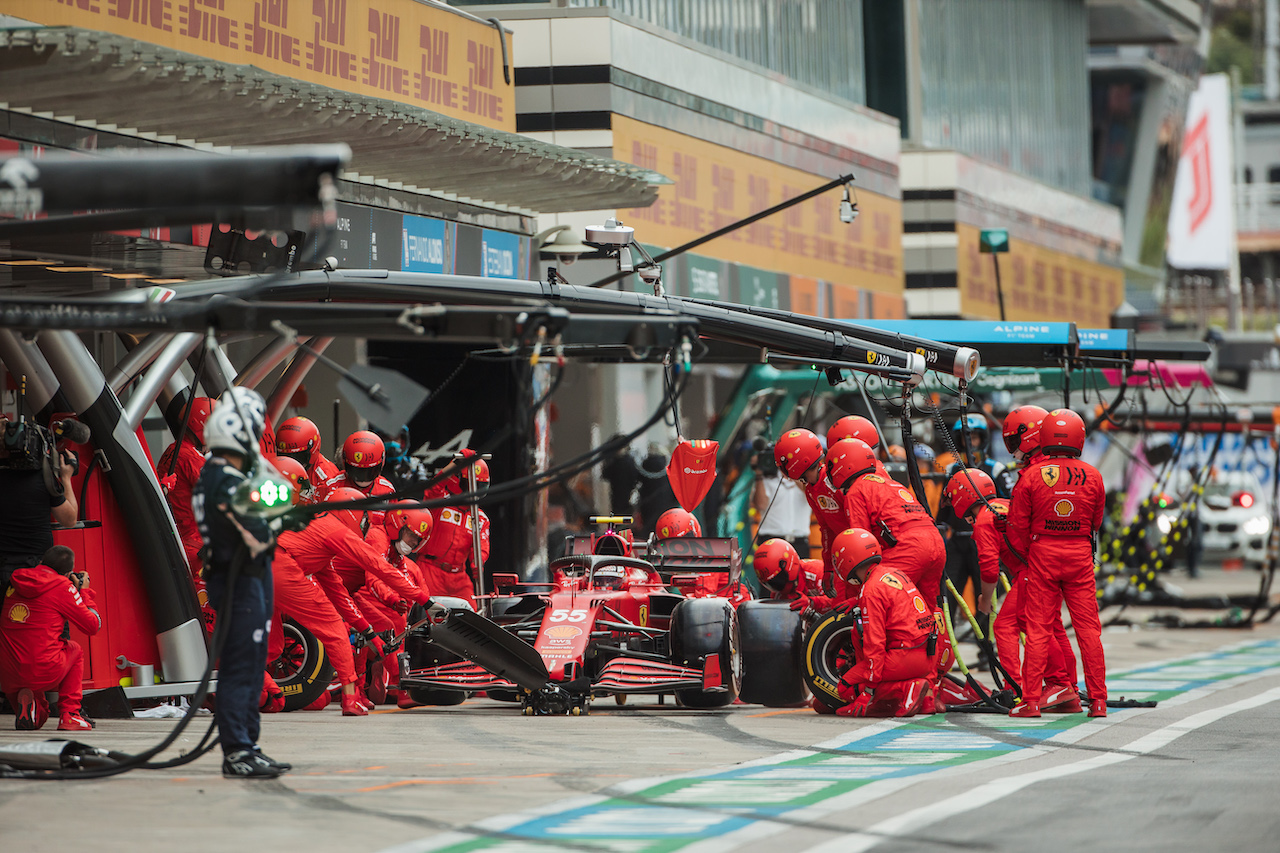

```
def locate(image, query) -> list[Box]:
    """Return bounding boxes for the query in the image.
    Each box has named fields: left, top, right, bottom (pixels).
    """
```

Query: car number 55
left=549, top=609, right=588, bottom=623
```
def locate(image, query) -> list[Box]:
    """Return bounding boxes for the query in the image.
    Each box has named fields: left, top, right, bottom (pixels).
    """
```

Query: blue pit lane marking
left=380, top=638, right=1280, bottom=853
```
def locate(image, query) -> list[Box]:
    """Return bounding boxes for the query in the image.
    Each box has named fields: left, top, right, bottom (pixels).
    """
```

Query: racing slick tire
left=271, top=617, right=335, bottom=712
left=404, top=602, right=469, bottom=707
left=737, top=600, right=810, bottom=707
left=803, top=609, right=861, bottom=709
left=669, top=597, right=740, bottom=708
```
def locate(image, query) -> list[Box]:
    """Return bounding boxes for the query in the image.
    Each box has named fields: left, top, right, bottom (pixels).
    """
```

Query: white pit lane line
left=803, top=685, right=1280, bottom=853
left=375, top=642, right=1280, bottom=853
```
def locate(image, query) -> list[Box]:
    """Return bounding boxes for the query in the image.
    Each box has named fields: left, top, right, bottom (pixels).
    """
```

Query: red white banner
left=1167, top=73, right=1236, bottom=270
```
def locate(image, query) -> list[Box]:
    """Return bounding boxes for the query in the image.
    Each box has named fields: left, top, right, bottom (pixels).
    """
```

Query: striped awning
left=0, top=25, right=667, bottom=215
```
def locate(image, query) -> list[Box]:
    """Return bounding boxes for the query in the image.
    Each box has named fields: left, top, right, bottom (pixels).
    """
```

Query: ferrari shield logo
left=1041, top=465, right=1060, bottom=487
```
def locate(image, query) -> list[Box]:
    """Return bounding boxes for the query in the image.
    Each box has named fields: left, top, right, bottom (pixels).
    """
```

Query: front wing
left=402, top=654, right=723, bottom=696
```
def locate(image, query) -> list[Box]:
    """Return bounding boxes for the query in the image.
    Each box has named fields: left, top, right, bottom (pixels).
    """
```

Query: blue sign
left=482, top=229, right=520, bottom=279
left=401, top=216, right=446, bottom=273
left=1077, top=328, right=1133, bottom=352
left=857, top=320, right=1077, bottom=346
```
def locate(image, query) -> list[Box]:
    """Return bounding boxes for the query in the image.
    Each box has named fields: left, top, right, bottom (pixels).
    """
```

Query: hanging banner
left=667, top=440, right=719, bottom=513
left=1166, top=73, right=1235, bottom=271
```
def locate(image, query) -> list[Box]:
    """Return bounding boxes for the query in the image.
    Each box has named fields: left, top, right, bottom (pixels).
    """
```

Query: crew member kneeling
left=0, top=546, right=99, bottom=731
left=831, top=529, right=942, bottom=718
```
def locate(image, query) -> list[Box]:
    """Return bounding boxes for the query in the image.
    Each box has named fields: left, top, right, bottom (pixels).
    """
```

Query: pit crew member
left=418, top=454, right=490, bottom=608
left=276, top=416, right=338, bottom=483
left=831, top=529, right=941, bottom=717
left=1006, top=408, right=1107, bottom=718
left=944, top=468, right=1080, bottom=711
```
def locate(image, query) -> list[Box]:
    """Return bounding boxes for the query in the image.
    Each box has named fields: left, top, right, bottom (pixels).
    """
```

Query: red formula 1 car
left=399, top=550, right=737, bottom=714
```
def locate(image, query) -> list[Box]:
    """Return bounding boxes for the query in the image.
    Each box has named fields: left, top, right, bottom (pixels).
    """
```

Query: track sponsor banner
left=955, top=223, right=1124, bottom=326
left=1167, top=73, right=1235, bottom=271
left=613, top=116, right=904, bottom=301
left=5, top=0, right=515, bottom=131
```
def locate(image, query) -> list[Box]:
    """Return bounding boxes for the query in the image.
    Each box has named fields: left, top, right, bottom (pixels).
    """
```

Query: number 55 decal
left=549, top=609, right=588, bottom=623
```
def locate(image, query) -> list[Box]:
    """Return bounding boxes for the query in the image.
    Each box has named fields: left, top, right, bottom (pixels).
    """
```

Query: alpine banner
left=1167, top=73, right=1235, bottom=271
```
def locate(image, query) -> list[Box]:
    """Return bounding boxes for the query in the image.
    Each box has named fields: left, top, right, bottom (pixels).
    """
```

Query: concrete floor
left=2, top=566, right=1279, bottom=853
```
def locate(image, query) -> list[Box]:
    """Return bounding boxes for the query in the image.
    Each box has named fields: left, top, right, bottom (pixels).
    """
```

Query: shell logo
left=7, top=603, right=29, bottom=623
left=1054, top=499, right=1074, bottom=517
left=913, top=596, right=926, bottom=613
left=546, top=625, right=583, bottom=639
left=898, top=489, right=915, bottom=503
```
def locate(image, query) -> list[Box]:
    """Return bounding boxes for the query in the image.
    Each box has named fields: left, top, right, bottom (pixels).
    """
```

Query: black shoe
left=253, top=748, right=292, bottom=772
left=222, top=749, right=283, bottom=779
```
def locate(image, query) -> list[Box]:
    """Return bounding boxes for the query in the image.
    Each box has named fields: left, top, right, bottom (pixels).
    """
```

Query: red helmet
left=655, top=507, right=702, bottom=539
left=342, top=430, right=385, bottom=488
left=774, top=428, right=823, bottom=480
left=1003, top=405, right=1048, bottom=462
left=383, top=500, right=433, bottom=554
left=447, top=449, right=491, bottom=493
left=753, top=538, right=800, bottom=593
left=271, top=456, right=314, bottom=506
left=827, top=415, right=880, bottom=450
left=825, top=438, right=878, bottom=491
left=323, top=486, right=369, bottom=536
left=831, top=528, right=882, bottom=582
left=944, top=469, right=996, bottom=519
left=1040, top=408, right=1086, bottom=457
left=277, top=417, right=321, bottom=468
left=185, top=396, right=215, bottom=445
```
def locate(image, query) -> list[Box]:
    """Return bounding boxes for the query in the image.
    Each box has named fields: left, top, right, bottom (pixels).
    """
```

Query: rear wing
left=646, top=537, right=742, bottom=587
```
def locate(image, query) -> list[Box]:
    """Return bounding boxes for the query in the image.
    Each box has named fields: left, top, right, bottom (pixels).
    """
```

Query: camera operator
left=0, top=414, right=79, bottom=595
left=0, top=545, right=100, bottom=731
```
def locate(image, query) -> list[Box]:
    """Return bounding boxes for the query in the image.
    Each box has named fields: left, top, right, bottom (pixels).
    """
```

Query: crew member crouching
left=830, top=529, right=942, bottom=717
left=752, top=538, right=828, bottom=612
left=0, top=546, right=99, bottom=731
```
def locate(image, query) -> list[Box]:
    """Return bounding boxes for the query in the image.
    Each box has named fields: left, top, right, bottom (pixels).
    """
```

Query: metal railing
left=1237, top=183, right=1280, bottom=233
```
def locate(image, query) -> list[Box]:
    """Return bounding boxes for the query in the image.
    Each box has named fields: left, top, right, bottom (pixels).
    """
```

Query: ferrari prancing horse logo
left=1041, top=465, right=1060, bottom=487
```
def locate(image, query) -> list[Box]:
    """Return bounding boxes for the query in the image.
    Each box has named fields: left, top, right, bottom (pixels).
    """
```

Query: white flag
left=1167, top=73, right=1236, bottom=271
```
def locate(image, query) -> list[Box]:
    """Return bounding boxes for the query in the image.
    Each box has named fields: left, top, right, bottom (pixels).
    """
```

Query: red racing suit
left=842, top=472, right=946, bottom=603
left=309, top=452, right=340, bottom=486
left=336, top=525, right=431, bottom=632
left=271, top=514, right=380, bottom=685
left=316, top=472, right=397, bottom=525
left=972, top=499, right=1077, bottom=692
left=801, top=478, right=856, bottom=603
left=1006, top=455, right=1106, bottom=706
left=839, top=565, right=937, bottom=713
left=418, top=504, right=489, bottom=607
left=158, top=440, right=211, bottom=615
left=0, top=567, right=102, bottom=722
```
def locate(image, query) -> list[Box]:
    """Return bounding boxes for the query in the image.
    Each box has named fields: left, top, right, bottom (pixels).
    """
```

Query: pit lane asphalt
left=2, top=571, right=1279, bottom=853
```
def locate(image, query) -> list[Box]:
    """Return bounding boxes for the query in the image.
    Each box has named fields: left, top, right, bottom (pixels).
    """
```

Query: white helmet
left=205, top=388, right=266, bottom=456
left=219, top=387, right=266, bottom=438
